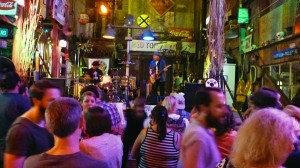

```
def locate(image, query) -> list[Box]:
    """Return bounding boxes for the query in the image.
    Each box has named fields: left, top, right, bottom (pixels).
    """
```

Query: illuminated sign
left=0, top=0, right=17, bottom=15
left=0, top=28, right=8, bottom=37
left=238, top=8, right=249, bottom=24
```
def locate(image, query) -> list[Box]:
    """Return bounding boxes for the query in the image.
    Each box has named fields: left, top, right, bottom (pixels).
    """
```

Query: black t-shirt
left=5, top=117, right=54, bottom=157
left=0, top=93, right=31, bottom=139
left=0, top=93, right=31, bottom=157
left=124, top=110, right=147, bottom=138
left=24, top=152, right=108, bottom=168
left=283, top=143, right=300, bottom=168
left=86, top=68, right=103, bottom=84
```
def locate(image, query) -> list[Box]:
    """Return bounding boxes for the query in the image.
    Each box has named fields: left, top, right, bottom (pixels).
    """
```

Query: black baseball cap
left=92, top=61, right=100, bottom=66
left=250, top=88, right=282, bottom=109
left=153, top=52, right=162, bottom=56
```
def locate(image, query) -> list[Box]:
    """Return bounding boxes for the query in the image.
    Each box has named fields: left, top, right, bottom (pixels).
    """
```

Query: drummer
left=84, top=61, right=103, bottom=84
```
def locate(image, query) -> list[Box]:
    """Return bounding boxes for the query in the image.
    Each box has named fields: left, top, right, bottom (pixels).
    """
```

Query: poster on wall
left=243, top=35, right=252, bottom=53
left=53, top=0, right=67, bottom=25
left=0, top=0, right=17, bottom=15
left=88, top=58, right=109, bottom=75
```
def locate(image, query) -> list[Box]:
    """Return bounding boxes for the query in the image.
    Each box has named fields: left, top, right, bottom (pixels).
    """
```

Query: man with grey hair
left=24, top=97, right=108, bottom=168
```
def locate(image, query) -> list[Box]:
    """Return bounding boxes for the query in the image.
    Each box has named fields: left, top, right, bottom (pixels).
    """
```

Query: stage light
left=99, top=4, right=108, bottom=15
left=142, top=27, right=154, bottom=41
left=103, top=24, right=115, bottom=39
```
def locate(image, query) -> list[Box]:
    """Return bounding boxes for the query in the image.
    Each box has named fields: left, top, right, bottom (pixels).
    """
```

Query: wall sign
left=0, top=28, right=8, bottom=37
left=273, top=48, right=299, bottom=59
left=168, top=27, right=193, bottom=39
left=149, top=0, right=175, bottom=16
left=137, top=14, right=151, bottom=27
left=130, top=40, right=195, bottom=53
left=0, top=0, right=17, bottom=15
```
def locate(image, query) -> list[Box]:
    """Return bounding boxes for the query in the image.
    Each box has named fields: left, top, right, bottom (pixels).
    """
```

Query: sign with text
left=168, top=27, right=193, bottom=39
left=0, top=0, right=17, bottom=15
left=273, top=48, right=299, bottom=59
left=0, top=28, right=8, bottom=37
left=130, top=40, right=195, bottom=53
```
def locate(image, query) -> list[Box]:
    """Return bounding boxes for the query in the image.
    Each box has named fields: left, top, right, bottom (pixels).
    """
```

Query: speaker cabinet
left=184, top=83, right=205, bottom=112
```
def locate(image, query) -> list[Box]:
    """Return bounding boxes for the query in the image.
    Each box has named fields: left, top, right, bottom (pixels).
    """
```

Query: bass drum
left=102, top=75, right=112, bottom=84
left=101, top=75, right=112, bottom=89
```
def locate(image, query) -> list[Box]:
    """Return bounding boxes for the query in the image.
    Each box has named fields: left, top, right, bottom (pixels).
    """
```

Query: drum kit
left=72, top=75, right=137, bottom=102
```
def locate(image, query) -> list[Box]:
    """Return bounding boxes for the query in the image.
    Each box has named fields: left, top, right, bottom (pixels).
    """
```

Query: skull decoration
left=276, top=32, right=285, bottom=40
left=205, top=78, right=219, bottom=88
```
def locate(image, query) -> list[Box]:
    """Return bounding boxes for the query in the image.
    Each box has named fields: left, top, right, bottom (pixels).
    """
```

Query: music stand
left=216, top=70, right=244, bottom=121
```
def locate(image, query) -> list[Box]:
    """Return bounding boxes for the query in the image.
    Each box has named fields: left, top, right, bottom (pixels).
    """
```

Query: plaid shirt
left=178, top=109, right=190, bottom=120
left=96, top=102, right=121, bottom=129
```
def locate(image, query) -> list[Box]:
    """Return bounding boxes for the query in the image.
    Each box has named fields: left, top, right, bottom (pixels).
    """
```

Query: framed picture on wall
left=88, top=58, right=110, bottom=75
left=53, top=0, right=67, bottom=25
left=243, top=35, right=252, bottom=53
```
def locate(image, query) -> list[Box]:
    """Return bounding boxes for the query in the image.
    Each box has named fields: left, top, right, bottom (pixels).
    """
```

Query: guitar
left=149, top=65, right=172, bottom=84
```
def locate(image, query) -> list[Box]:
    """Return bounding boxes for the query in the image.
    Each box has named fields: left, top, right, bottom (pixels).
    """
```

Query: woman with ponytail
left=131, top=105, right=180, bottom=168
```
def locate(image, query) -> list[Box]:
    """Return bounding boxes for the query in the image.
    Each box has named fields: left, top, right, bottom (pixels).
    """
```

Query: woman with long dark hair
left=131, top=105, right=180, bottom=168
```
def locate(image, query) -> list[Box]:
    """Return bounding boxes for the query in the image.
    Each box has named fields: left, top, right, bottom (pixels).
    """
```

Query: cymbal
left=119, top=61, right=135, bottom=65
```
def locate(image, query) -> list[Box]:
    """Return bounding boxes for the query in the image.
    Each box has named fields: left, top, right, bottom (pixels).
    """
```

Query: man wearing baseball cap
left=149, top=52, right=168, bottom=96
left=85, top=61, right=103, bottom=84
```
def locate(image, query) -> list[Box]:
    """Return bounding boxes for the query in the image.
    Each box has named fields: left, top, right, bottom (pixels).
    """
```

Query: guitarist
left=149, top=52, right=168, bottom=96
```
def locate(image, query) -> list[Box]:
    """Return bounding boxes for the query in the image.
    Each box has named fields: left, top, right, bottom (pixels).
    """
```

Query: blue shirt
left=149, top=58, right=167, bottom=82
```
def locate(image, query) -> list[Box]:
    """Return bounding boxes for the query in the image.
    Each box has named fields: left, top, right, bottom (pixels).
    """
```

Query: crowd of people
left=1, top=70, right=300, bottom=168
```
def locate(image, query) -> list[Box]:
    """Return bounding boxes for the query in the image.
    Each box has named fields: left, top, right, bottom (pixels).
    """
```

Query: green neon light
left=238, top=8, right=249, bottom=24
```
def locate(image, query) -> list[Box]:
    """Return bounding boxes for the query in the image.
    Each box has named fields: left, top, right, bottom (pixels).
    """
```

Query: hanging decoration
left=12, top=0, right=40, bottom=77
left=207, top=0, right=226, bottom=77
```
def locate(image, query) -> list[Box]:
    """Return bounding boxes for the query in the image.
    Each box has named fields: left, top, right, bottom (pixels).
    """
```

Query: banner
left=0, top=0, right=17, bottom=15
left=130, top=40, right=195, bottom=53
